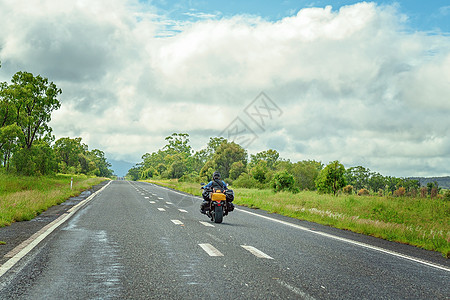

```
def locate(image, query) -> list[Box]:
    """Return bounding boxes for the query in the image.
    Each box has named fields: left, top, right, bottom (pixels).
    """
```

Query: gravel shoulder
left=0, top=181, right=110, bottom=265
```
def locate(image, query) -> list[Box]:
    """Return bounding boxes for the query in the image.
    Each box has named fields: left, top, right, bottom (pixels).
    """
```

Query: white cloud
left=0, top=1, right=449, bottom=176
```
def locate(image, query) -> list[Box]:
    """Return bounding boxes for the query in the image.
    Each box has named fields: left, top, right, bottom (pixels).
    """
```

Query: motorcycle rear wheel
left=213, top=205, right=223, bottom=223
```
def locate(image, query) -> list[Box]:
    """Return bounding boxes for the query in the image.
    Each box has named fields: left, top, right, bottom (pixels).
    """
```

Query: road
left=0, top=181, right=448, bottom=299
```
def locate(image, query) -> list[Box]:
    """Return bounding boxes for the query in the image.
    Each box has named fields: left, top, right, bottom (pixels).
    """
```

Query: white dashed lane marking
left=199, top=221, right=215, bottom=227
left=166, top=202, right=173, bottom=205
left=178, top=209, right=188, bottom=213
left=157, top=208, right=166, bottom=211
left=171, top=220, right=184, bottom=225
left=199, top=243, right=224, bottom=257
left=149, top=201, right=156, bottom=204
left=241, top=245, right=274, bottom=259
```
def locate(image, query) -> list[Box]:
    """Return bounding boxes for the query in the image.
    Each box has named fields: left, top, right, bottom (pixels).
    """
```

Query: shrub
left=270, top=171, right=299, bottom=193
left=444, top=190, right=450, bottom=201
left=431, top=187, right=438, bottom=199
left=420, top=187, right=427, bottom=198
left=343, top=185, right=353, bottom=195
left=179, top=172, right=200, bottom=183
left=358, top=188, right=370, bottom=196
left=393, top=187, right=406, bottom=197
left=233, top=173, right=261, bottom=189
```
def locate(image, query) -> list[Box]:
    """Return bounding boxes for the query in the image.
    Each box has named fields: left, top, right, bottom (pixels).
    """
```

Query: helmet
left=212, top=171, right=221, bottom=180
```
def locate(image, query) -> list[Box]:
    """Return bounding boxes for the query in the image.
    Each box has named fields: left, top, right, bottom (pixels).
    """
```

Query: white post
left=71, top=177, right=73, bottom=190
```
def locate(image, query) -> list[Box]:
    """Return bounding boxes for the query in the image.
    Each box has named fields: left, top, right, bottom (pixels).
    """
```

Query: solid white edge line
left=171, top=220, right=183, bottom=225
left=0, top=180, right=112, bottom=278
left=199, top=243, right=223, bottom=256
left=238, top=208, right=450, bottom=272
left=241, top=245, right=273, bottom=259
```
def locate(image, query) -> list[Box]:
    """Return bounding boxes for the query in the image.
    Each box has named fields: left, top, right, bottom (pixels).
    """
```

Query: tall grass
left=0, top=173, right=107, bottom=227
left=148, top=179, right=450, bottom=257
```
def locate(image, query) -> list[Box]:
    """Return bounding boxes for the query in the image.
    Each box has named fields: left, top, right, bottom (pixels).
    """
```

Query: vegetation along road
left=0, top=181, right=448, bottom=299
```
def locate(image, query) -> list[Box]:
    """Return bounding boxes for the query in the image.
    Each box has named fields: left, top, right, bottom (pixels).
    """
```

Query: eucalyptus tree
left=8, top=71, right=61, bottom=149
left=315, top=160, right=347, bottom=196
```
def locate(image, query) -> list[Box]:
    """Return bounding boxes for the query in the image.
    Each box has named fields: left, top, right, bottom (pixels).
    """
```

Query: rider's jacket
left=205, top=179, right=227, bottom=190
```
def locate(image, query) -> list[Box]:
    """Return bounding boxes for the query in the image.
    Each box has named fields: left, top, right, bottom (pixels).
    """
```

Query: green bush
left=444, top=190, right=450, bottom=201
left=233, top=173, right=261, bottom=189
left=270, top=171, right=299, bottom=193
left=179, top=172, right=200, bottom=183
left=12, top=143, right=57, bottom=176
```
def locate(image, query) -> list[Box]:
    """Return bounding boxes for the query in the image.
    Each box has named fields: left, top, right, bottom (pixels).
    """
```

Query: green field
left=0, top=173, right=107, bottom=227
left=148, top=179, right=450, bottom=258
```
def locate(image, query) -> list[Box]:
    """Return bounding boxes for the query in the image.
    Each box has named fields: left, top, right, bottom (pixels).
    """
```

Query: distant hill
left=108, top=159, right=136, bottom=178
left=408, top=176, right=450, bottom=189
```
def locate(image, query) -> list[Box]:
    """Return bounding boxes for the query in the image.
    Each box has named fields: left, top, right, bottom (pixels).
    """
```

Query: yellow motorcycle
left=201, top=185, right=234, bottom=223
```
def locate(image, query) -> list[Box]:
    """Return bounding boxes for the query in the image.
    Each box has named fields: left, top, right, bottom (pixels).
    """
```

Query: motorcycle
left=201, top=184, right=234, bottom=223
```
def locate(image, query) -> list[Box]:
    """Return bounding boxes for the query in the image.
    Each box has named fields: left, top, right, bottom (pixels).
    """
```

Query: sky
left=0, top=0, right=449, bottom=177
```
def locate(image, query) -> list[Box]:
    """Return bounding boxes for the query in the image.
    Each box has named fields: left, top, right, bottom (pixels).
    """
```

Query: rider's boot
left=200, top=200, right=209, bottom=214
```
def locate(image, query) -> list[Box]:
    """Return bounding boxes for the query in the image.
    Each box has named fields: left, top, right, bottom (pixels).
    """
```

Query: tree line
left=127, top=133, right=444, bottom=198
left=0, top=65, right=113, bottom=177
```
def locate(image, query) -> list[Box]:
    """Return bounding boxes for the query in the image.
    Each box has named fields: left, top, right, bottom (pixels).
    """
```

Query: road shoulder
left=0, top=180, right=110, bottom=266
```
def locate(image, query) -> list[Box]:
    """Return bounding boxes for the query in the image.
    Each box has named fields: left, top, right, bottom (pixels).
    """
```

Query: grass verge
left=0, top=173, right=108, bottom=227
left=147, top=179, right=450, bottom=258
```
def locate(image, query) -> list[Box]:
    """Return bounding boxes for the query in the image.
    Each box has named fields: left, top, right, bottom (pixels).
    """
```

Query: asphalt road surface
left=0, top=181, right=448, bottom=299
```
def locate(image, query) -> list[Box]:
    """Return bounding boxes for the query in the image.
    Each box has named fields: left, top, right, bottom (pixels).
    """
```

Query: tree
left=141, top=167, right=157, bottom=179
left=315, top=161, right=347, bottom=196
left=0, top=124, right=23, bottom=170
left=212, top=141, right=247, bottom=179
left=191, top=149, right=208, bottom=173
left=368, top=172, right=386, bottom=193
left=385, top=176, right=398, bottom=195
left=126, top=165, right=141, bottom=181
left=0, top=81, right=16, bottom=128
left=250, top=149, right=279, bottom=170
left=229, top=161, right=246, bottom=180
left=163, top=133, right=191, bottom=156
left=54, top=137, right=87, bottom=172
left=199, top=159, right=215, bottom=180
left=206, top=137, right=227, bottom=157
left=250, top=160, right=270, bottom=184
left=345, top=166, right=370, bottom=191
left=167, top=154, right=188, bottom=179
left=89, top=149, right=113, bottom=177
left=8, top=72, right=61, bottom=149
left=291, top=160, right=322, bottom=190
left=12, top=140, right=57, bottom=175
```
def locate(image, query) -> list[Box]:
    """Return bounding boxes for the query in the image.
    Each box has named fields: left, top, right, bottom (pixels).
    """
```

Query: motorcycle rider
left=200, top=171, right=234, bottom=214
